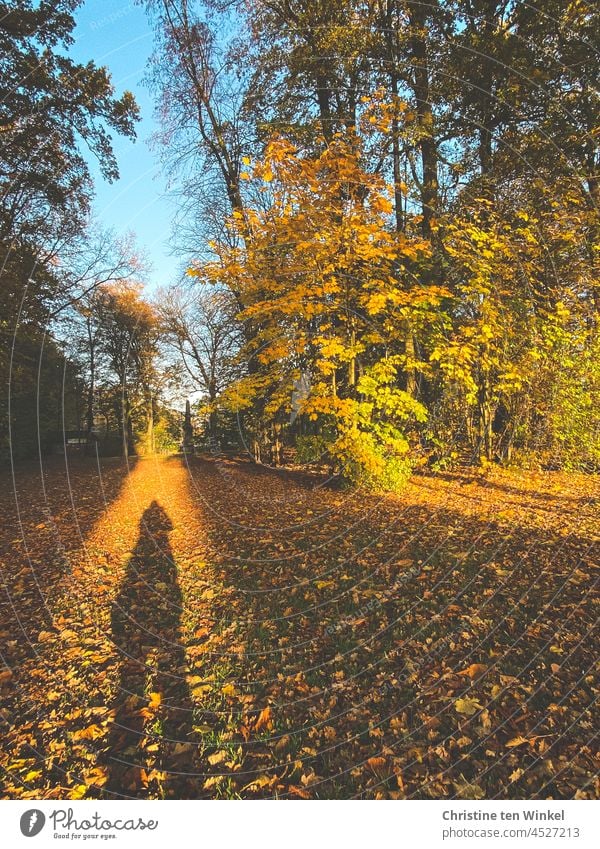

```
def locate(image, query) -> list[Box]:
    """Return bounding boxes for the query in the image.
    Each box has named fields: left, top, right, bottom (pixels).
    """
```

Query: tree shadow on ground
left=103, top=500, right=197, bottom=798
left=0, top=457, right=138, bottom=667
left=181, top=459, right=598, bottom=800
left=424, top=468, right=595, bottom=505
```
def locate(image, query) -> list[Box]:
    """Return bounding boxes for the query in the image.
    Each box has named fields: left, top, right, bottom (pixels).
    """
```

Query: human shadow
left=103, top=501, right=197, bottom=798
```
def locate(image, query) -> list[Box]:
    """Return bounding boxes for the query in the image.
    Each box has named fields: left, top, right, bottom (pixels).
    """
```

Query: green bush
left=295, top=434, right=332, bottom=465
left=331, top=426, right=412, bottom=492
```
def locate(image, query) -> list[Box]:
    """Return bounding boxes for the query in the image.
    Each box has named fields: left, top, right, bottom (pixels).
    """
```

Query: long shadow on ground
left=180, top=457, right=598, bottom=800
left=103, top=500, right=197, bottom=798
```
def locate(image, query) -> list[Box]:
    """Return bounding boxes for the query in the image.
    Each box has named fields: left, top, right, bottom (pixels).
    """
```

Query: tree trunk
left=408, top=1, right=439, bottom=241
left=478, top=376, right=494, bottom=462
left=146, top=394, right=154, bottom=455
left=404, top=327, right=417, bottom=397
left=315, top=72, right=334, bottom=141
left=349, top=326, right=356, bottom=388
left=121, top=382, right=131, bottom=460
left=84, top=319, right=95, bottom=456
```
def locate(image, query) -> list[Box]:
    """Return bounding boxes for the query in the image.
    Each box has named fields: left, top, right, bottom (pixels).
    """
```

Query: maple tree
left=194, top=132, right=449, bottom=484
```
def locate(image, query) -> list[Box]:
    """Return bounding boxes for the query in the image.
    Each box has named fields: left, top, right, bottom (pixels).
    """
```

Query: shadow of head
left=139, top=500, right=173, bottom=537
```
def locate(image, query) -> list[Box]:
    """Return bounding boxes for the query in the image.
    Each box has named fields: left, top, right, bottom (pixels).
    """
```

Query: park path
left=0, top=455, right=598, bottom=799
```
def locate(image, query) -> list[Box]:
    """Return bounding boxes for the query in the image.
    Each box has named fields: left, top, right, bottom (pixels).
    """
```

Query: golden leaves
left=242, top=774, right=273, bottom=792
left=139, top=692, right=162, bottom=720
left=37, top=630, right=54, bottom=643
left=148, top=692, right=162, bottom=710
left=453, top=775, right=485, bottom=799
left=505, top=736, right=529, bottom=749
left=288, top=785, right=311, bottom=799
left=82, top=767, right=109, bottom=788
left=454, top=697, right=483, bottom=716
left=2, top=455, right=597, bottom=802
left=366, top=756, right=388, bottom=776
left=193, top=128, right=437, bottom=434
left=69, top=785, right=89, bottom=800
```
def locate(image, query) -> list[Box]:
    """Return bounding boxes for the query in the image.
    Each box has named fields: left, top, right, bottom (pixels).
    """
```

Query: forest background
left=1, top=0, right=598, bottom=489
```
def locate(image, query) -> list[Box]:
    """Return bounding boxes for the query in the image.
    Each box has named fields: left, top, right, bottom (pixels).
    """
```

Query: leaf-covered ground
left=0, top=455, right=598, bottom=799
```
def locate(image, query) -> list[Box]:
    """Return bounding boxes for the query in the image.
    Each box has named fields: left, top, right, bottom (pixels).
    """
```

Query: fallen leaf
left=288, top=785, right=311, bottom=798
left=455, top=697, right=482, bottom=716
left=83, top=767, right=108, bottom=787
left=366, top=756, right=387, bottom=775
left=148, top=692, right=162, bottom=710
left=254, top=706, right=273, bottom=732
left=71, top=724, right=105, bottom=741
left=458, top=663, right=488, bottom=679
left=453, top=775, right=485, bottom=799
left=506, top=736, right=529, bottom=748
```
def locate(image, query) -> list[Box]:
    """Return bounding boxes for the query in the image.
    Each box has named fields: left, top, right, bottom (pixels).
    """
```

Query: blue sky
left=71, top=0, right=178, bottom=290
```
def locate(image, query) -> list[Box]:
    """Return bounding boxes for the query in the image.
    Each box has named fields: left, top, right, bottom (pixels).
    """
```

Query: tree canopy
left=1, top=0, right=598, bottom=480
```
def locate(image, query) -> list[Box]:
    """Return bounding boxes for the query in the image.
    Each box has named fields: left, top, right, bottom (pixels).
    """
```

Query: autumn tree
left=140, top=0, right=253, bottom=255
left=92, top=283, right=159, bottom=459
left=138, top=0, right=599, bottom=480
left=199, top=132, right=449, bottom=484
left=69, top=229, right=148, bottom=449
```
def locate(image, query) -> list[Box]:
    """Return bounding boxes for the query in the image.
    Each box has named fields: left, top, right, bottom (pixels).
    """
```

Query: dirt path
left=0, top=456, right=598, bottom=799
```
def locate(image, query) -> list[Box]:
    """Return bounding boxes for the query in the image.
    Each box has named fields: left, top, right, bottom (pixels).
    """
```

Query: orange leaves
left=505, top=736, right=529, bottom=749
left=59, top=629, right=79, bottom=644
left=37, top=629, right=54, bottom=643
left=138, top=692, right=163, bottom=721
left=70, top=724, right=105, bottom=742
left=242, top=773, right=275, bottom=793
left=140, top=768, right=167, bottom=788
left=366, top=756, right=388, bottom=776
left=1, top=455, right=598, bottom=802
left=82, top=767, right=109, bottom=788
left=254, top=706, right=273, bottom=733
left=458, top=663, right=488, bottom=679
left=0, top=669, right=13, bottom=687
left=288, top=785, right=311, bottom=799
